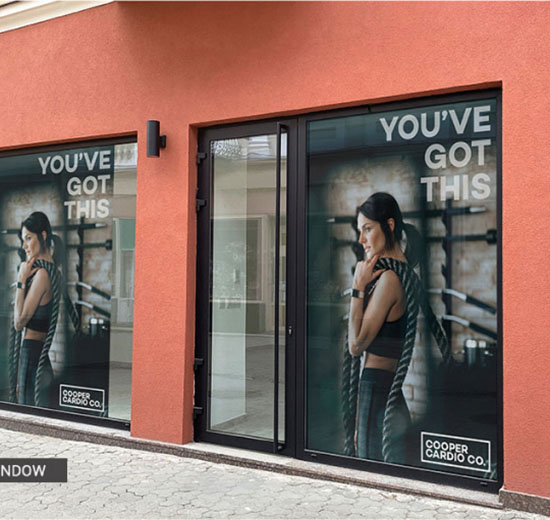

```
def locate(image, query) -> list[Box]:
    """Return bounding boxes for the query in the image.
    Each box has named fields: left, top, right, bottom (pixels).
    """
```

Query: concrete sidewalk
left=0, top=425, right=545, bottom=519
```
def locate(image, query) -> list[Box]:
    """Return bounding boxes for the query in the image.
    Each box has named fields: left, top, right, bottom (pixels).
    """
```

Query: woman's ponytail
left=51, top=234, right=65, bottom=272
left=402, top=223, right=423, bottom=268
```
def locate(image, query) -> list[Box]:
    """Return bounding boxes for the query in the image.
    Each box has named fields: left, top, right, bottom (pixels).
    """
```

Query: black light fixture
left=146, top=120, right=167, bottom=157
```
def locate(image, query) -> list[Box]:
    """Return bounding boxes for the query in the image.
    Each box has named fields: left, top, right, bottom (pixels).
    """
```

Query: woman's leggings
left=356, top=368, right=411, bottom=463
left=17, top=339, right=53, bottom=406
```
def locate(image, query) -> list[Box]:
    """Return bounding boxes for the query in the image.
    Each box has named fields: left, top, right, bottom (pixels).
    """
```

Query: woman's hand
left=352, top=254, right=384, bottom=290
left=17, top=256, right=38, bottom=284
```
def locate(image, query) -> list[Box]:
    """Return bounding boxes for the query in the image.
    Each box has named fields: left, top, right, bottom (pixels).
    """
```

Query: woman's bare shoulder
left=369, top=268, right=402, bottom=302
left=378, top=268, right=401, bottom=286
left=375, top=269, right=404, bottom=297
left=32, top=268, right=51, bottom=287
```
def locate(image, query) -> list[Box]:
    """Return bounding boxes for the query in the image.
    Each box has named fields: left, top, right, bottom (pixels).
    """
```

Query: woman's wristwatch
left=16, top=281, right=24, bottom=289
left=351, top=289, right=365, bottom=299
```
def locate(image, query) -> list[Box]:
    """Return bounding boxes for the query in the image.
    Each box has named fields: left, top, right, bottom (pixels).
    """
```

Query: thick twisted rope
left=342, top=279, right=379, bottom=457
left=8, top=322, right=21, bottom=402
left=8, top=259, right=80, bottom=406
left=342, top=257, right=451, bottom=461
left=342, top=344, right=361, bottom=456
left=32, top=260, right=61, bottom=407
left=377, top=258, right=420, bottom=462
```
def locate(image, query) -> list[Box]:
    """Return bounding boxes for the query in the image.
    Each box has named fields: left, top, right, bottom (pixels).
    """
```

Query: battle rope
left=341, top=346, right=360, bottom=457
left=32, top=260, right=61, bottom=407
left=342, top=257, right=452, bottom=462
left=8, top=259, right=80, bottom=407
left=342, top=280, right=379, bottom=457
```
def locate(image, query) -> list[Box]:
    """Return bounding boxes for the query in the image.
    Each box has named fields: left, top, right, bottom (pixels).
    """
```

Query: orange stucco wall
left=1, top=1, right=549, bottom=499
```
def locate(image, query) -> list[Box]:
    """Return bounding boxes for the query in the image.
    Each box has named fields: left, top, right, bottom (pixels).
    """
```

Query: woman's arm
left=348, top=270, right=401, bottom=357
left=14, top=266, right=49, bottom=331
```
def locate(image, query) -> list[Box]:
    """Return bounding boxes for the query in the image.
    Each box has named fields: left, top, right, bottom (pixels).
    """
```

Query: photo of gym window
left=305, top=97, right=499, bottom=480
left=0, top=140, right=137, bottom=423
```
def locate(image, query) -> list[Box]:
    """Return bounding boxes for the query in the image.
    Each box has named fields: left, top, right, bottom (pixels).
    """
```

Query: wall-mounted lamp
left=146, top=120, right=167, bottom=157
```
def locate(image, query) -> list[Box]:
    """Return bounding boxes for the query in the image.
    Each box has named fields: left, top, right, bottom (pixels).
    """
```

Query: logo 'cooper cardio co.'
left=421, top=432, right=491, bottom=472
left=59, top=384, right=105, bottom=413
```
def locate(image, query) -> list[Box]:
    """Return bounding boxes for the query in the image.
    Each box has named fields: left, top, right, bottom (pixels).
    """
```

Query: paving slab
left=0, top=426, right=546, bottom=519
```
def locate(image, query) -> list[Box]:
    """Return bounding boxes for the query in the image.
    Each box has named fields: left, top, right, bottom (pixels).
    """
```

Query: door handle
left=273, top=122, right=287, bottom=454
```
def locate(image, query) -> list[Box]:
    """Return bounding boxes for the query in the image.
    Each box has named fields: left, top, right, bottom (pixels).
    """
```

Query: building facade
left=0, top=1, right=549, bottom=512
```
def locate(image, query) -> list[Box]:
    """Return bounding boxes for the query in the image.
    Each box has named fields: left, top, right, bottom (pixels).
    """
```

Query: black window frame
left=0, top=134, right=137, bottom=431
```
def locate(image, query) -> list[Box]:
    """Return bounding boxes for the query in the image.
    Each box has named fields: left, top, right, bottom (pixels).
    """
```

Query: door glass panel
left=209, top=134, right=286, bottom=441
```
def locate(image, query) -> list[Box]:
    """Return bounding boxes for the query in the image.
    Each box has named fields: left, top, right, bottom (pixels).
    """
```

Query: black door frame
left=195, top=89, right=502, bottom=493
left=195, top=118, right=298, bottom=456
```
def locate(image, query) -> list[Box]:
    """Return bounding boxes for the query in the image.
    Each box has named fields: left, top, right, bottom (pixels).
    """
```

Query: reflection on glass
left=108, top=142, right=137, bottom=421
left=209, top=134, right=286, bottom=441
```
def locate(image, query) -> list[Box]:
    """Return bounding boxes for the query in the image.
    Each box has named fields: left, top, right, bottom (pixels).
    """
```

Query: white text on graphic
left=38, top=150, right=111, bottom=175
left=379, top=106, right=493, bottom=202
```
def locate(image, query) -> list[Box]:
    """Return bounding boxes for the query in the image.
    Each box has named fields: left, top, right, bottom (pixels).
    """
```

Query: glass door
left=195, top=121, right=296, bottom=454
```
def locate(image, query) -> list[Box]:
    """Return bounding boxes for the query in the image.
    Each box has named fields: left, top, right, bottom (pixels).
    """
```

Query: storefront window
left=306, top=98, right=499, bottom=479
left=0, top=141, right=137, bottom=421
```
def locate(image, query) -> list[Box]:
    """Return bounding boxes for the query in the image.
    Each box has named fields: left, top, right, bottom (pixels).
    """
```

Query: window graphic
left=305, top=99, right=499, bottom=480
left=0, top=142, right=136, bottom=420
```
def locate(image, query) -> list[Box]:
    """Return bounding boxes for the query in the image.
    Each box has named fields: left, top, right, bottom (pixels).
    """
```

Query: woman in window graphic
left=345, top=192, right=450, bottom=464
left=10, top=212, right=63, bottom=407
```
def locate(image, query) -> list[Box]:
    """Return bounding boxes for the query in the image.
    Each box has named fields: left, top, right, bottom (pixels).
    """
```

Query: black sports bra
left=362, top=279, right=407, bottom=360
left=26, top=299, right=53, bottom=333
left=367, top=313, right=406, bottom=359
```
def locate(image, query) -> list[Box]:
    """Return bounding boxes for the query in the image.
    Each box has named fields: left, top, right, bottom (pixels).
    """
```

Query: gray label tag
left=0, top=459, right=67, bottom=482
